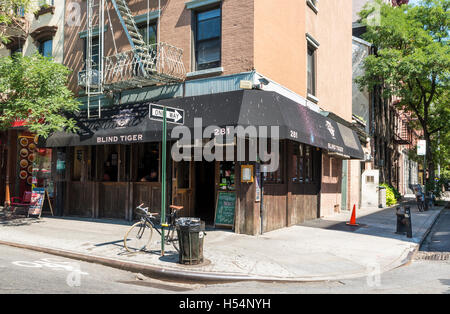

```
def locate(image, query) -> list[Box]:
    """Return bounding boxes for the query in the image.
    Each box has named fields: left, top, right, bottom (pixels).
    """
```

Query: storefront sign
left=327, top=143, right=344, bottom=153
left=96, top=134, right=144, bottom=144
left=214, top=192, right=236, bottom=227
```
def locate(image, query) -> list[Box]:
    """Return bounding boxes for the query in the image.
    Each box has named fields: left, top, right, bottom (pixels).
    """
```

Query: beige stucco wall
left=253, top=0, right=306, bottom=96
left=306, top=0, right=353, bottom=122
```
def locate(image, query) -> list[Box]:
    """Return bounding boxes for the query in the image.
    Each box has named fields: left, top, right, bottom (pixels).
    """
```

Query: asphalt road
left=0, top=245, right=197, bottom=294
left=420, top=208, right=450, bottom=253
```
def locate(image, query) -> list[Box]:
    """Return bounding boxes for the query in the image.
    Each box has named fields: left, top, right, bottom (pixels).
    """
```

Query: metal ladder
left=86, top=0, right=105, bottom=119
left=110, top=0, right=152, bottom=76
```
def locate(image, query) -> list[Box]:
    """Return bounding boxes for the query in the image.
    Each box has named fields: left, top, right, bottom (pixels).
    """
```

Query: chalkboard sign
left=28, top=187, right=45, bottom=217
left=214, top=192, right=236, bottom=227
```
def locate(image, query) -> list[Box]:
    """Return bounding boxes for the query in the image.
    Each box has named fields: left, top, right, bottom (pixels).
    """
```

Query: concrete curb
left=0, top=204, right=446, bottom=284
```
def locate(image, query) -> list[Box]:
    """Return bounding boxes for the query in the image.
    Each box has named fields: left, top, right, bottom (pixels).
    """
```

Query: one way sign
left=149, top=104, right=185, bottom=125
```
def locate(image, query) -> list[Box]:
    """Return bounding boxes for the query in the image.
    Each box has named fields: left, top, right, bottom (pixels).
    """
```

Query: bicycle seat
left=170, top=205, right=184, bottom=211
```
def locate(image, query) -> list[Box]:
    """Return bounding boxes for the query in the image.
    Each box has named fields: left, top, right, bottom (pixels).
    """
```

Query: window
left=137, top=143, right=160, bottom=182
left=307, top=45, right=316, bottom=96
left=38, top=0, right=54, bottom=7
left=176, top=161, right=190, bottom=189
left=219, top=161, right=235, bottom=190
left=138, top=23, right=157, bottom=46
left=195, top=7, right=221, bottom=71
left=263, top=141, right=284, bottom=184
left=10, top=46, right=23, bottom=56
left=292, top=143, right=315, bottom=183
left=137, top=23, right=157, bottom=61
left=16, top=6, right=25, bottom=17
left=38, top=39, right=52, bottom=57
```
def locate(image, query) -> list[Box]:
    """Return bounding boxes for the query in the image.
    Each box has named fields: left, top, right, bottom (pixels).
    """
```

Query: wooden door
left=172, top=160, right=194, bottom=217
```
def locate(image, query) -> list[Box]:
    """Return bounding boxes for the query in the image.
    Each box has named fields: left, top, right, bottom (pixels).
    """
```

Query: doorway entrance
left=194, top=161, right=216, bottom=224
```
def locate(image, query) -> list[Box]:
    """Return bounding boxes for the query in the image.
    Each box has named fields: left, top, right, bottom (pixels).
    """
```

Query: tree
left=0, top=53, right=79, bottom=138
left=0, top=0, right=31, bottom=44
left=356, top=0, right=450, bottom=190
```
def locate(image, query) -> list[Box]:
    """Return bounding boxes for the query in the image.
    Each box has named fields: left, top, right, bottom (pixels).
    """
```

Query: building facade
left=350, top=0, right=419, bottom=208
left=35, top=0, right=363, bottom=235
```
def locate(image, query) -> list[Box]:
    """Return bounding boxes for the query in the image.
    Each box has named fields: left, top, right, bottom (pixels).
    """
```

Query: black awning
left=44, top=90, right=364, bottom=159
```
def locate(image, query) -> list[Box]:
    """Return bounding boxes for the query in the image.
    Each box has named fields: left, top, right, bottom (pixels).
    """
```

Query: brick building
left=41, top=0, right=362, bottom=234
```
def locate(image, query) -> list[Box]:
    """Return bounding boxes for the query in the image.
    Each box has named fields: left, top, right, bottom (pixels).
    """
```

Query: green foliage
left=0, top=53, right=79, bottom=138
left=356, top=0, right=450, bottom=183
left=0, top=0, right=31, bottom=43
left=380, top=183, right=400, bottom=206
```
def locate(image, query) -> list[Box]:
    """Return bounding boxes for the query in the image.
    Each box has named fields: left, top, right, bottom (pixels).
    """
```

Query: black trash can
left=176, top=218, right=205, bottom=265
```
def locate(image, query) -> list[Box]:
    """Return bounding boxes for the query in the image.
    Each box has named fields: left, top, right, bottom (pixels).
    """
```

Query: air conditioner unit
left=78, top=70, right=100, bottom=88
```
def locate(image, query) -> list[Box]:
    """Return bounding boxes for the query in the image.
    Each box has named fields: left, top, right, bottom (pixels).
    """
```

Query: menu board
left=28, top=187, right=45, bottom=217
left=214, top=192, right=236, bottom=227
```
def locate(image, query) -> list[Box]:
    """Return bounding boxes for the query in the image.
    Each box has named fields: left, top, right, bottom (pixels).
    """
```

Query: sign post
left=417, top=140, right=427, bottom=210
left=149, top=103, right=184, bottom=256
left=161, top=106, right=166, bottom=256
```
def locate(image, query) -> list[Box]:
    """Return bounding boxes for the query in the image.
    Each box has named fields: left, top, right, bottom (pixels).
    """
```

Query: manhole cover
left=415, top=252, right=450, bottom=261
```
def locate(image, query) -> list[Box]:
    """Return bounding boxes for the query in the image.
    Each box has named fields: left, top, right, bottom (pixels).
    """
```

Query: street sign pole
left=149, top=103, right=184, bottom=255
left=161, top=106, right=166, bottom=256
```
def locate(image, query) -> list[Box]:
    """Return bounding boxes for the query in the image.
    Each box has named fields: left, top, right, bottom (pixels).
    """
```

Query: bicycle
left=123, top=203, right=183, bottom=253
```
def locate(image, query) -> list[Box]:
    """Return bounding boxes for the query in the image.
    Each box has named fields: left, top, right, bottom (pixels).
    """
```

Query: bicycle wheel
left=168, top=228, right=179, bottom=253
left=124, top=221, right=153, bottom=253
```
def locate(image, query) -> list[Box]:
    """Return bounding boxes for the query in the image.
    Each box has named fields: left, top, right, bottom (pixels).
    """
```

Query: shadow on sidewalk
left=43, top=215, right=134, bottom=227
left=298, top=198, right=445, bottom=243
left=0, top=211, right=43, bottom=227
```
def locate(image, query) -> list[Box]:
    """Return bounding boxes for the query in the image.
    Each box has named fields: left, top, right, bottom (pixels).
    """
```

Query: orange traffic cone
left=346, top=204, right=359, bottom=226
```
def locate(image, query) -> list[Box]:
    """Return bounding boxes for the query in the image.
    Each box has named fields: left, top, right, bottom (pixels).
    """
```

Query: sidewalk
left=0, top=199, right=445, bottom=282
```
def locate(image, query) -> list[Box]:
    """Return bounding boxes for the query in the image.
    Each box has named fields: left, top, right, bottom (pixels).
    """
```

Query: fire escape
left=82, top=0, right=186, bottom=119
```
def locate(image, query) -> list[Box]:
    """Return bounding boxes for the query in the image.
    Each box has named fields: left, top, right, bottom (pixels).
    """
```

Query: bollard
left=396, top=206, right=412, bottom=238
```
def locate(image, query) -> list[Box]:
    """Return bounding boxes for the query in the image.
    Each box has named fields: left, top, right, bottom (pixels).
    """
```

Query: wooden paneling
left=288, top=183, right=319, bottom=225
left=263, top=184, right=287, bottom=232
left=132, top=182, right=161, bottom=219
left=99, top=182, right=128, bottom=219
left=66, top=181, right=96, bottom=217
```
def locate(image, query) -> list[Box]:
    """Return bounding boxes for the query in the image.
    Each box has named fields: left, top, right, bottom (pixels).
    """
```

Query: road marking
left=12, top=259, right=89, bottom=274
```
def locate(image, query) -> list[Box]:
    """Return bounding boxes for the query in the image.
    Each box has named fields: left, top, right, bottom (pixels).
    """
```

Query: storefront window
left=103, top=145, right=118, bottom=182
left=175, top=161, right=190, bottom=189
left=292, top=143, right=315, bottom=183
left=137, top=143, right=159, bottom=182
left=219, top=161, right=235, bottom=190
left=72, top=146, right=96, bottom=182
left=33, top=148, right=53, bottom=196
left=263, top=141, right=284, bottom=184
